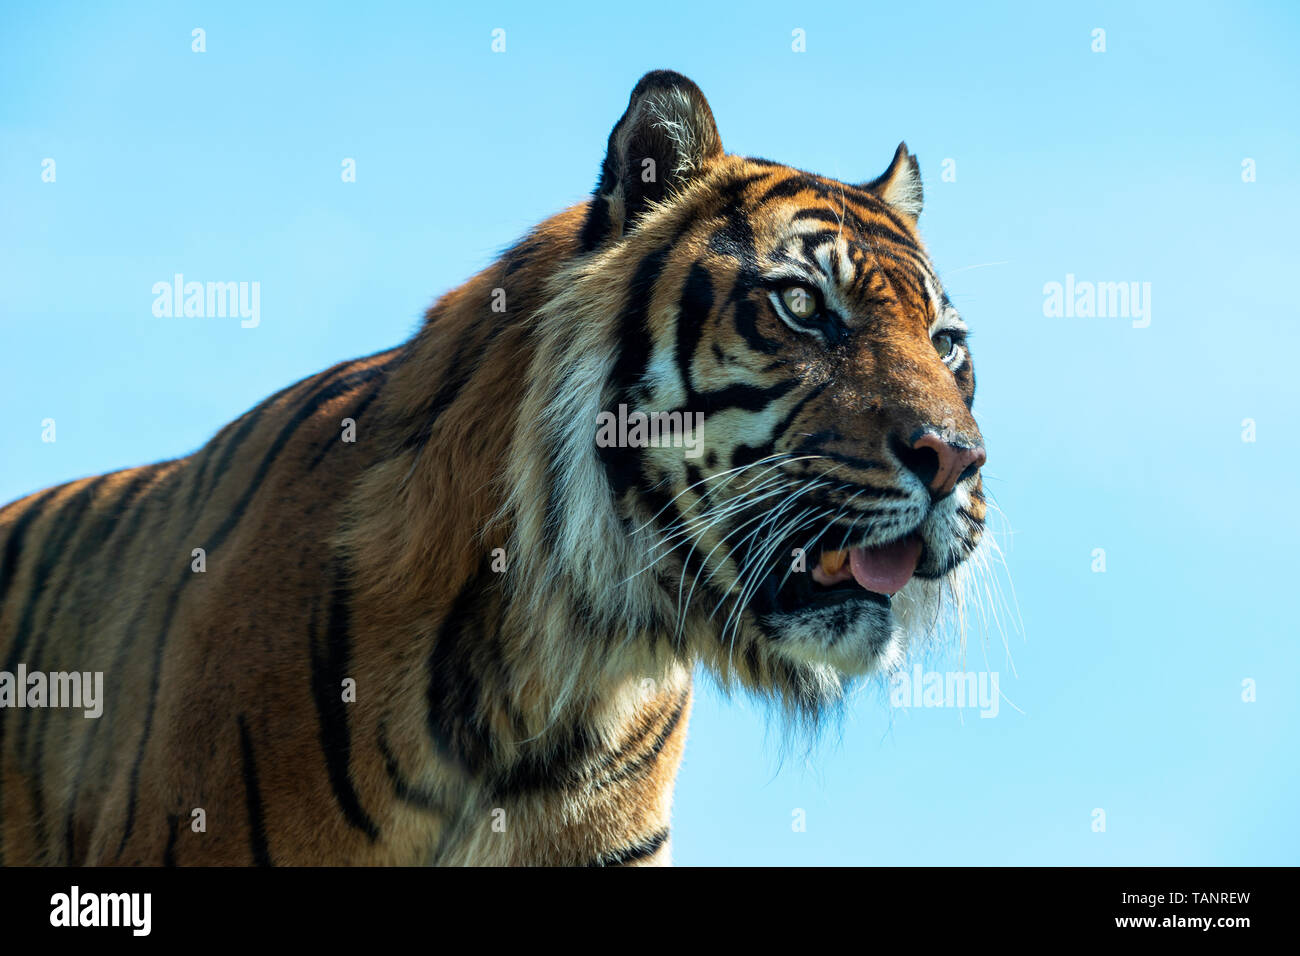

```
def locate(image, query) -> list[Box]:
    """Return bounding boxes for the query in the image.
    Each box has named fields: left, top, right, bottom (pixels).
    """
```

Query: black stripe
left=503, top=251, right=531, bottom=278
left=2, top=481, right=100, bottom=671
left=674, top=262, right=713, bottom=399
left=426, top=573, right=492, bottom=776
left=307, top=377, right=385, bottom=471
left=592, top=691, right=689, bottom=792
left=489, top=719, right=600, bottom=800
left=61, top=468, right=174, bottom=864
left=0, top=487, right=58, bottom=607
left=5, top=483, right=101, bottom=690
left=690, top=379, right=798, bottom=417
left=163, top=813, right=179, bottom=866
left=755, top=174, right=837, bottom=207
left=377, top=720, right=445, bottom=813
left=842, top=180, right=920, bottom=236
left=581, top=177, right=765, bottom=510
left=399, top=326, right=504, bottom=460
left=585, top=828, right=670, bottom=867
left=206, top=361, right=395, bottom=551
left=27, top=471, right=155, bottom=814
left=589, top=246, right=671, bottom=502
left=0, top=480, right=104, bottom=859
left=874, top=259, right=928, bottom=306
left=706, top=206, right=757, bottom=267
left=309, top=564, right=380, bottom=840
left=182, top=412, right=260, bottom=515
left=849, top=215, right=920, bottom=254
left=181, top=370, right=310, bottom=516
left=757, top=175, right=920, bottom=250
left=61, top=470, right=159, bottom=664
left=579, top=195, right=614, bottom=253
left=791, top=228, right=848, bottom=264
left=426, top=568, right=605, bottom=799
left=788, top=206, right=860, bottom=229
left=730, top=378, right=832, bottom=470
left=731, top=292, right=784, bottom=357
left=236, top=714, right=273, bottom=866
left=608, top=246, right=670, bottom=396
left=114, top=585, right=182, bottom=858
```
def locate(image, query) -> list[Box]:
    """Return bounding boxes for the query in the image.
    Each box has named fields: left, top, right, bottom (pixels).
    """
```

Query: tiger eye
left=781, top=286, right=816, bottom=321
left=933, top=333, right=955, bottom=360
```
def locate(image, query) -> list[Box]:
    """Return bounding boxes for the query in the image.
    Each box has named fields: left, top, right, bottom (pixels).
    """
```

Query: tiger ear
left=864, top=142, right=923, bottom=221
left=580, top=70, right=723, bottom=251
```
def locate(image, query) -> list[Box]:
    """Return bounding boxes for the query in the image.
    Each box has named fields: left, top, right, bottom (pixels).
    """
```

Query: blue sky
left=2, top=1, right=1298, bottom=865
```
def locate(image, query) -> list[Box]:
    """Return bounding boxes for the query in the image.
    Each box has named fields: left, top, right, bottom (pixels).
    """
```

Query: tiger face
left=655, top=179, right=986, bottom=680
left=576, top=73, right=987, bottom=693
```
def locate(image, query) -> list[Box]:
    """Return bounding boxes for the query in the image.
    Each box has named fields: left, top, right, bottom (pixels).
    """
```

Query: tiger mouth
left=751, top=536, right=924, bottom=615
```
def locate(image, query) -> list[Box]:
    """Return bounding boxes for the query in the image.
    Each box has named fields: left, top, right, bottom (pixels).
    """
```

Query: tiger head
left=509, top=71, right=987, bottom=711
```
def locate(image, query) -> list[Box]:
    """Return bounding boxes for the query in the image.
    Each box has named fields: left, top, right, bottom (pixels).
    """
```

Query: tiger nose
left=899, top=431, right=986, bottom=499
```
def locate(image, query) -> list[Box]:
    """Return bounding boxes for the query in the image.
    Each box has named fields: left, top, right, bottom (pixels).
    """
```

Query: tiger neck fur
left=339, top=202, right=697, bottom=809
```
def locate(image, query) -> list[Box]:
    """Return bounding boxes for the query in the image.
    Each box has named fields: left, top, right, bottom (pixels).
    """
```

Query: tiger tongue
left=847, top=537, right=923, bottom=596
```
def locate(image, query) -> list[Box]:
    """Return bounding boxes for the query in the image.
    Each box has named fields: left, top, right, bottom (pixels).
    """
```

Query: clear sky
left=3, top=1, right=1297, bottom=865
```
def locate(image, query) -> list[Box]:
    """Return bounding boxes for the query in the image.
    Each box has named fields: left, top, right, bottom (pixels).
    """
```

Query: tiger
left=0, top=70, right=987, bottom=866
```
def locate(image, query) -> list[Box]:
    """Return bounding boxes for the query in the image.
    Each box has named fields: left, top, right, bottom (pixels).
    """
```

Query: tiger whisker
left=671, top=480, right=820, bottom=642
